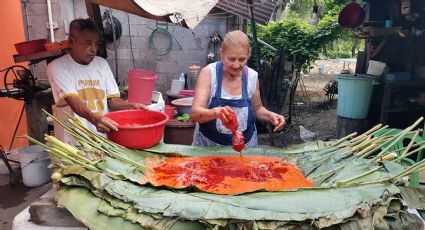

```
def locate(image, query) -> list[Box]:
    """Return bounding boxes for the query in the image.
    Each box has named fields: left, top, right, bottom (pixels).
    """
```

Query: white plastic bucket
left=367, top=60, right=386, bottom=76
left=19, top=145, right=51, bottom=187
left=318, top=64, right=325, bottom=75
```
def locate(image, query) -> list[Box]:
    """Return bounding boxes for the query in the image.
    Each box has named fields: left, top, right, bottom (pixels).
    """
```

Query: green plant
left=252, top=16, right=341, bottom=71
left=248, top=0, right=362, bottom=70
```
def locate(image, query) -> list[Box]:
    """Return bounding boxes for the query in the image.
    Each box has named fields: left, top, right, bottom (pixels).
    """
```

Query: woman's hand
left=216, top=106, right=234, bottom=123
left=269, top=112, right=285, bottom=132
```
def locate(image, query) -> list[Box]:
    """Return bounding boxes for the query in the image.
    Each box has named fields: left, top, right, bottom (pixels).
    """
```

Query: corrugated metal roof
left=215, top=0, right=277, bottom=25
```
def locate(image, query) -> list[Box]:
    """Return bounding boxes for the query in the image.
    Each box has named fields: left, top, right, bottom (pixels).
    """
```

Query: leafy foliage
left=253, top=15, right=341, bottom=70
left=249, top=0, right=362, bottom=70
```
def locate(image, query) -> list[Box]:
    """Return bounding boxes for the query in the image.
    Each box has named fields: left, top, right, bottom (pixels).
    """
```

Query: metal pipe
left=47, top=0, right=55, bottom=42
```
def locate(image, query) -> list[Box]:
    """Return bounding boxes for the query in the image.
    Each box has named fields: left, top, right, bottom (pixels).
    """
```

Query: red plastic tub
left=15, top=39, right=48, bottom=55
left=105, top=109, right=169, bottom=149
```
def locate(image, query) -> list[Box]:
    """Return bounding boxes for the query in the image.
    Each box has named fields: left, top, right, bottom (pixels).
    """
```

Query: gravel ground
left=258, top=59, right=354, bottom=147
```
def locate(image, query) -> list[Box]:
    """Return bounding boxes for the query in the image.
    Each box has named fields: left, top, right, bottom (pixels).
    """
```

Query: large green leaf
left=104, top=180, right=399, bottom=226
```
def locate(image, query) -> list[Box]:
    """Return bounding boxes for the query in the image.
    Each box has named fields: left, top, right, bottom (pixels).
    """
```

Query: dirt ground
left=258, top=59, right=356, bottom=147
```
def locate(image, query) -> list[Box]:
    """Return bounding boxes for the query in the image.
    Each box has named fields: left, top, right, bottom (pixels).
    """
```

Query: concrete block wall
left=21, top=0, right=240, bottom=96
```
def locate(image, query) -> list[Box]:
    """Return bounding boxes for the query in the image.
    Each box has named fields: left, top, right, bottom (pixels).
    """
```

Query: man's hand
left=108, top=98, right=147, bottom=111
left=91, top=114, right=119, bottom=133
left=127, top=102, right=148, bottom=110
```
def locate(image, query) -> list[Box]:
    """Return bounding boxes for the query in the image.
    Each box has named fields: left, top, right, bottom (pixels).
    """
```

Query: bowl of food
left=171, top=97, right=193, bottom=115
left=105, top=109, right=169, bottom=149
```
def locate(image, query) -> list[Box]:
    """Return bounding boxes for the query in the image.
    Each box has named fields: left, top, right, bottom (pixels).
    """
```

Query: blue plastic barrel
left=336, top=74, right=375, bottom=119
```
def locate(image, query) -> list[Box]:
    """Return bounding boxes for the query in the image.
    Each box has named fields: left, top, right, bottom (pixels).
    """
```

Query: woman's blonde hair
left=221, top=30, right=251, bottom=57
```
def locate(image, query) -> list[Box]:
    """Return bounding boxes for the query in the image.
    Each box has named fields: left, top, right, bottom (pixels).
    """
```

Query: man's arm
left=107, top=97, right=147, bottom=111
left=64, top=95, right=119, bottom=133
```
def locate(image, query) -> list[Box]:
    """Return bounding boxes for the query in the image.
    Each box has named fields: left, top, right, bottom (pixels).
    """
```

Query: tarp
left=133, top=0, right=218, bottom=28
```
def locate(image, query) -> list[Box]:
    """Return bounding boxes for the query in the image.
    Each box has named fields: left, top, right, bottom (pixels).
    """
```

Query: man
left=47, top=18, right=145, bottom=142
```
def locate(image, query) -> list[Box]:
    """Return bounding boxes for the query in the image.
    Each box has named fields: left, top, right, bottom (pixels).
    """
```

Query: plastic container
left=105, top=110, right=169, bottom=149
left=367, top=60, right=386, bottom=76
left=19, top=145, right=51, bottom=187
left=171, top=97, right=193, bottom=115
left=164, top=105, right=176, bottom=118
left=164, top=119, right=195, bottom=145
left=128, top=69, right=157, bottom=105
left=187, top=65, right=201, bottom=89
left=179, top=90, right=195, bottom=96
left=14, top=39, right=47, bottom=55
left=336, top=74, right=374, bottom=119
left=146, top=91, right=165, bottom=112
left=170, top=79, right=184, bottom=94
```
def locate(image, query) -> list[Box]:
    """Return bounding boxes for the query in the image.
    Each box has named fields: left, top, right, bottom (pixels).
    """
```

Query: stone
left=29, top=198, right=84, bottom=227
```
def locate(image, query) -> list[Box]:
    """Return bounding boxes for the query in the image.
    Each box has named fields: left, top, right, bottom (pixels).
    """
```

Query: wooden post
left=336, top=116, right=368, bottom=138
left=25, top=93, right=53, bottom=142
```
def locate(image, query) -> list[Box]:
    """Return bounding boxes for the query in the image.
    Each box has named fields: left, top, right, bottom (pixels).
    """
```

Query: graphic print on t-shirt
left=77, top=87, right=105, bottom=115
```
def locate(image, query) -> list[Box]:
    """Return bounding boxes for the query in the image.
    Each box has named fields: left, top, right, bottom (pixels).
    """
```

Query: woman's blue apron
left=194, top=61, right=258, bottom=147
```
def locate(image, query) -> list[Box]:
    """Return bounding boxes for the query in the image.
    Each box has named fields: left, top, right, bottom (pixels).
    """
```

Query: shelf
left=13, top=49, right=68, bottom=64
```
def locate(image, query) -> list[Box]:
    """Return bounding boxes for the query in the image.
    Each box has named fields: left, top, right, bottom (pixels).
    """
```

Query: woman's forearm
left=191, top=107, right=219, bottom=124
left=255, top=106, right=272, bottom=122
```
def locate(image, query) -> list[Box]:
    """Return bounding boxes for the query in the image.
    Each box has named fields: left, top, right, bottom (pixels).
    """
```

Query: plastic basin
left=105, top=110, right=169, bottom=149
left=171, top=97, right=193, bottom=115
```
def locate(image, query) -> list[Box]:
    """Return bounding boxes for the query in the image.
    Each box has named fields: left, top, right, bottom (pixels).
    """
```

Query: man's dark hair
left=69, top=18, right=101, bottom=36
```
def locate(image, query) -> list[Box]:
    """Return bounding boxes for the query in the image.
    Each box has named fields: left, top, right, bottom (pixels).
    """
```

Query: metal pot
left=338, top=2, right=366, bottom=28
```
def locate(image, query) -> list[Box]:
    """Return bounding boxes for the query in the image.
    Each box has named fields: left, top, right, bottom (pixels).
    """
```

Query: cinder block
left=128, top=24, right=148, bottom=37
left=127, top=36, right=149, bottom=49
left=73, top=0, right=88, bottom=18
left=27, top=15, right=44, bottom=27
left=28, top=26, right=48, bottom=39
left=26, top=3, right=48, bottom=16
left=117, top=48, right=140, bottom=60
left=27, top=0, right=46, bottom=3
left=129, top=14, right=147, bottom=25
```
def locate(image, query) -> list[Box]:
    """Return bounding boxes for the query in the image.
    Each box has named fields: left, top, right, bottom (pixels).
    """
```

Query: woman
left=191, top=30, right=285, bottom=147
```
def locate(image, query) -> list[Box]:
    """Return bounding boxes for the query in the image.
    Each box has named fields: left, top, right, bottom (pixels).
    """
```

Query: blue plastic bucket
left=336, top=74, right=375, bottom=119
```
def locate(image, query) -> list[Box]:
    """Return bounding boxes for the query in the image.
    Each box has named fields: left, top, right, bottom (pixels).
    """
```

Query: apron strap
left=241, top=66, right=248, bottom=99
left=215, top=61, right=223, bottom=98
left=215, top=61, right=249, bottom=99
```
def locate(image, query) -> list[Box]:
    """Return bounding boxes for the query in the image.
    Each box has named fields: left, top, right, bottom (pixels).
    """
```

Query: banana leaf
left=57, top=167, right=400, bottom=228
left=57, top=187, right=206, bottom=230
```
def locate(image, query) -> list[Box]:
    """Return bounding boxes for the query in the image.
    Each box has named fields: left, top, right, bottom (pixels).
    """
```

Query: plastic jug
left=128, top=69, right=157, bottom=105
